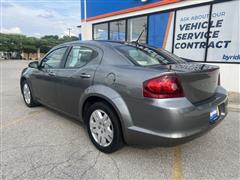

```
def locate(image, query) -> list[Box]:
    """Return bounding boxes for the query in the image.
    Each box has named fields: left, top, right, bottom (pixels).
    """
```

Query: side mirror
left=28, top=61, right=39, bottom=69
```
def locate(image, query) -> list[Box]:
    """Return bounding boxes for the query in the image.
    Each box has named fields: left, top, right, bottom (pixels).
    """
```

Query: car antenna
left=135, top=29, right=145, bottom=45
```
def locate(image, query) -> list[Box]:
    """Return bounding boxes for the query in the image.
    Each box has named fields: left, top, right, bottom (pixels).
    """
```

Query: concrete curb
left=228, top=103, right=240, bottom=112
left=228, top=91, right=240, bottom=104
left=228, top=92, right=240, bottom=112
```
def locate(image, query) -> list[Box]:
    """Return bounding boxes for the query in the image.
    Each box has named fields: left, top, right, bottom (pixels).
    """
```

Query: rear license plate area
left=209, top=106, right=220, bottom=124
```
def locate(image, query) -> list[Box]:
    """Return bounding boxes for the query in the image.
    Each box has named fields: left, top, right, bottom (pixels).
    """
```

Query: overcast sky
left=1, top=0, right=81, bottom=37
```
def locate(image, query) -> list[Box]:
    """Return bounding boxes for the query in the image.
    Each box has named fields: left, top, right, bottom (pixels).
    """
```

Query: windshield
left=116, top=44, right=186, bottom=66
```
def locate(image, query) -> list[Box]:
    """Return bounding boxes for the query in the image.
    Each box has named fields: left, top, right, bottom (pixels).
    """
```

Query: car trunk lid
left=149, top=63, right=220, bottom=103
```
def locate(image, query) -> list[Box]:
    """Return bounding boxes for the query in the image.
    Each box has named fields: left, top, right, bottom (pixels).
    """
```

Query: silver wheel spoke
left=91, top=127, right=99, bottom=134
left=89, top=109, right=114, bottom=147
left=104, top=118, right=111, bottom=127
left=102, top=113, right=108, bottom=121
left=92, top=111, right=102, bottom=121
left=90, top=120, right=98, bottom=128
left=104, top=131, right=113, bottom=142
left=97, top=134, right=102, bottom=144
left=101, top=136, right=107, bottom=146
left=106, top=128, right=113, bottom=139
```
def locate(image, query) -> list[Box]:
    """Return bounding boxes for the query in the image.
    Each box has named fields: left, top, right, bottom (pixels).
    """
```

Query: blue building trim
left=148, top=12, right=170, bottom=48
left=80, top=0, right=179, bottom=21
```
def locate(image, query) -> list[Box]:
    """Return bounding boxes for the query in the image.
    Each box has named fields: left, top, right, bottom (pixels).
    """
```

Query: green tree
left=0, top=33, right=27, bottom=53
left=22, top=37, right=38, bottom=59
left=0, top=33, right=79, bottom=58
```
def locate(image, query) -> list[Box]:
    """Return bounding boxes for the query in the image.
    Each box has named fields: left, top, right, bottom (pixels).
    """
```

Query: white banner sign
left=173, top=1, right=240, bottom=62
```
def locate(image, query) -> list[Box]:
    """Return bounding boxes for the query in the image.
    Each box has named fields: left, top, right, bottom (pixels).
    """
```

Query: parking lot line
left=1, top=109, right=45, bottom=129
left=173, top=146, right=182, bottom=180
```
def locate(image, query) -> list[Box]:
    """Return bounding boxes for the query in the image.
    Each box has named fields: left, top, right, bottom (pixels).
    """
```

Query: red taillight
left=218, top=73, right=221, bottom=85
left=143, top=75, right=184, bottom=99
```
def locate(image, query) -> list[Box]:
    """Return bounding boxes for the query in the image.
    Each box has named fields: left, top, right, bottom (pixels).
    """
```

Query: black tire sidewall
left=85, top=102, right=123, bottom=153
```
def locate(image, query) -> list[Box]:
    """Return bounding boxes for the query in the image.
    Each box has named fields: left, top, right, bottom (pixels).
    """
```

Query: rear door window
left=65, top=46, right=98, bottom=68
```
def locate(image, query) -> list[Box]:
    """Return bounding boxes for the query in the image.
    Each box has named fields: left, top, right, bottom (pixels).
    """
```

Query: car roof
left=58, top=40, right=126, bottom=48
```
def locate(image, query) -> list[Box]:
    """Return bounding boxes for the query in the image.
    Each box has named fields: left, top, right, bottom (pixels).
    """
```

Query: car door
left=30, top=46, right=69, bottom=107
left=54, top=45, right=102, bottom=117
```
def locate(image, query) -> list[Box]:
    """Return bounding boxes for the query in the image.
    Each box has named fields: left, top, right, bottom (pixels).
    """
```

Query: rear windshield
left=116, top=44, right=186, bottom=66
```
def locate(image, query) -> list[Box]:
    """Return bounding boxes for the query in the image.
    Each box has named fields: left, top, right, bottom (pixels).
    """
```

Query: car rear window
left=116, top=44, right=186, bottom=66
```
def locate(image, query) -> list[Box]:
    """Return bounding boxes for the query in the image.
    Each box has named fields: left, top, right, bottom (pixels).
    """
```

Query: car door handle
left=79, top=73, right=91, bottom=78
left=48, top=71, right=56, bottom=77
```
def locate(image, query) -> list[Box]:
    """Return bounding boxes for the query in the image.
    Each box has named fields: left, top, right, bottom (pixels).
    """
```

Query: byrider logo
left=223, top=54, right=240, bottom=61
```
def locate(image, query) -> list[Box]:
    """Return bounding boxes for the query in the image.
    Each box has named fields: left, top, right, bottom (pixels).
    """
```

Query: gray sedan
left=20, top=41, right=228, bottom=153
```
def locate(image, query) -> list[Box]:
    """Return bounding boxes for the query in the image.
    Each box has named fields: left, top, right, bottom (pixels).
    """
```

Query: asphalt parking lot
left=0, top=60, right=239, bottom=180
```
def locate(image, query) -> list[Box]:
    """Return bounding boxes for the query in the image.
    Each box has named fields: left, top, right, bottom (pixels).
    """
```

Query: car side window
left=65, top=46, right=98, bottom=68
left=41, top=47, right=68, bottom=69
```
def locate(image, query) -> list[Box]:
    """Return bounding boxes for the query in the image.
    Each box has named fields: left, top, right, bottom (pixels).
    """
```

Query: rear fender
left=78, top=84, right=133, bottom=138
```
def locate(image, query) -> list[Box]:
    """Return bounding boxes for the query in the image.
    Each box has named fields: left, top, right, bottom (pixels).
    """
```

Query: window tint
left=116, top=45, right=184, bottom=66
left=110, top=20, right=126, bottom=41
left=41, top=47, right=67, bottom=69
left=127, top=16, right=147, bottom=43
left=65, top=46, right=97, bottom=68
left=94, top=23, right=108, bottom=40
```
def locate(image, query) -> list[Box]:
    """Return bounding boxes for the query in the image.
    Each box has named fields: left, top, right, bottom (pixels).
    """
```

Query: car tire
left=21, top=80, right=39, bottom=107
left=85, top=102, right=123, bottom=153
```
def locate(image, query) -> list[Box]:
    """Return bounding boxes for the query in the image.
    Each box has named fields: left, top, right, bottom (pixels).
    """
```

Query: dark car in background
left=20, top=41, right=228, bottom=153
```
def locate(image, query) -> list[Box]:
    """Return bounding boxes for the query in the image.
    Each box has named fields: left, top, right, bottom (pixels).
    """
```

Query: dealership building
left=80, top=0, right=239, bottom=93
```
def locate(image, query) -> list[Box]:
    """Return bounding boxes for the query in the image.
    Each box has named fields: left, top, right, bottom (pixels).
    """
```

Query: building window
left=173, top=5, right=210, bottom=61
left=110, top=20, right=126, bottom=41
left=207, top=1, right=240, bottom=62
left=92, top=0, right=239, bottom=64
left=127, top=16, right=147, bottom=43
left=148, top=11, right=175, bottom=51
left=93, top=23, right=108, bottom=40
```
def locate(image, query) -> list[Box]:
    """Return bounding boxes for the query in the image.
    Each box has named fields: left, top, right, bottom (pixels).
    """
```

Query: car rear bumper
left=123, top=86, right=228, bottom=146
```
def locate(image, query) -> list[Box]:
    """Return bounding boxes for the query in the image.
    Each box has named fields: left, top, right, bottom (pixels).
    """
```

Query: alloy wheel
left=89, top=109, right=114, bottom=147
left=23, top=83, right=31, bottom=104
